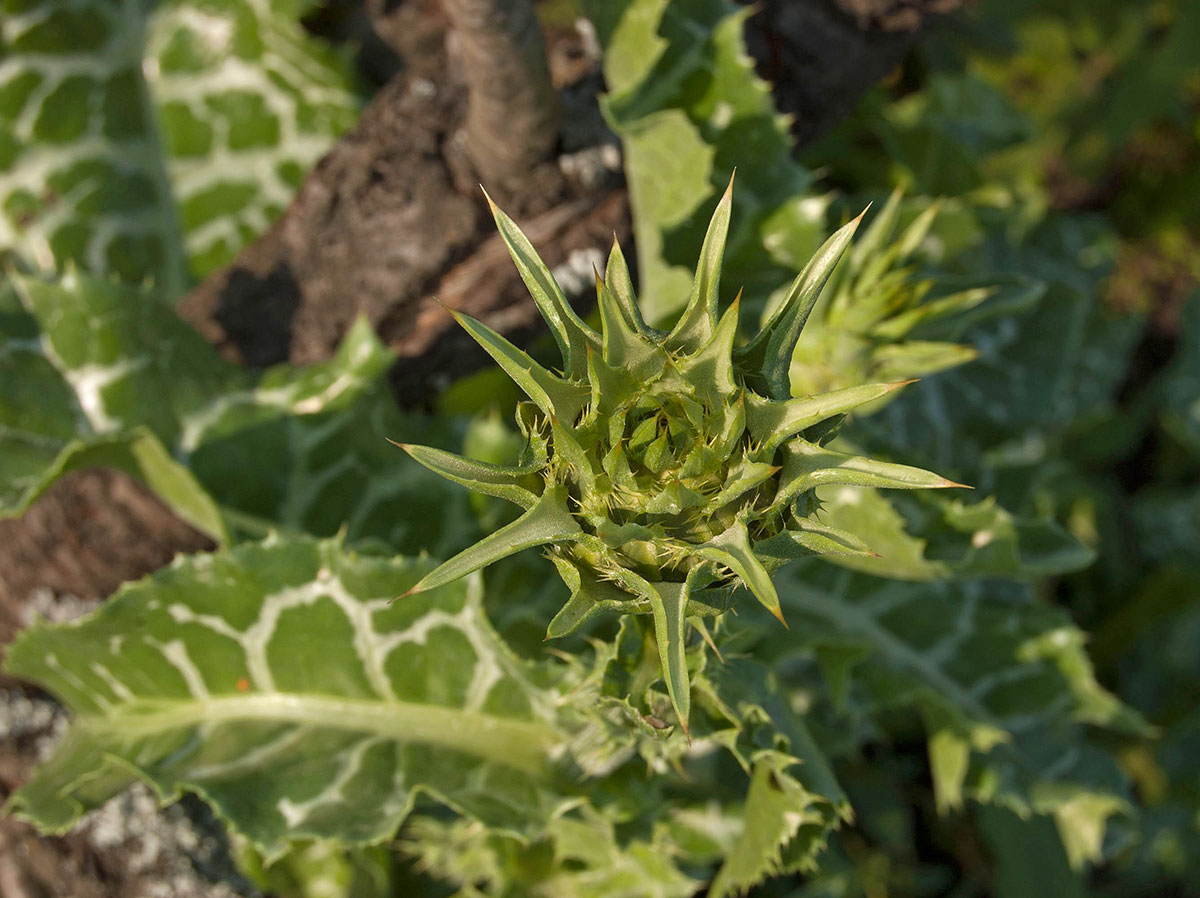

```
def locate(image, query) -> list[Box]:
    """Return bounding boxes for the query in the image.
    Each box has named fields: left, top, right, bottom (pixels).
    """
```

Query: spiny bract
left=399, top=180, right=963, bottom=732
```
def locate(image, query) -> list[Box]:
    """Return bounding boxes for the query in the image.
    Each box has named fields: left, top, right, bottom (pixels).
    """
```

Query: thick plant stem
left=443, top=0, right=561, bottom=186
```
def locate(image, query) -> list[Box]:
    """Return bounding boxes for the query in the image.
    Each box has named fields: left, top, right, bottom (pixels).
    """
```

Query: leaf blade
left=408, top=485, right=581, bottom=593
left=485, top=194, right=600, bottom=378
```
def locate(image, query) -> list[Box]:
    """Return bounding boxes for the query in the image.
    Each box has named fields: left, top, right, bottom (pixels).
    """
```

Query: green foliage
left=584, top=0, right=824, bottom=324
left=6, top=537, right=563, bottom=857
left=405, top=184, right=962, bottom=733
left=2, top=0, right=1193, bottom=895
left=0, top=0, right=358, bottom=289
left=0, top=269, right=475, bottom=556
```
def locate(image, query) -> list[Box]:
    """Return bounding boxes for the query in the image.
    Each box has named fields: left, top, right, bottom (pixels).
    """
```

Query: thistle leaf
left=596, top=273, right=660, bottom=374
left=737, top=214, right=863, bottom=399
left=4, top=537, right=562, bottom=856
left=746, top=381, right=914, bottom=455
left=546, top=555, right=641, bottom=638
left=894, top=195, right=944, bottom=259
left=584, top=346, right=638, bottom=420
left=408, top=486, right=581, bottom=594
left=847, top=186, right=904, bottom=273
left=679, top=294, right=741, bottom=403
left=776, top=440, right=967, bottom=503
left=645, top=578, right=692, bottom=734
left=698, top=520, right=786, bottom=626
left=484, top=194, right=600, bottom=378
left=393, top=442, right=541, bottom=509
left=754, top=518, right=875, bottom=562
left=667, top=176, right=734, bottom=353
left=775, top=564, right=1143, bottom=867
left=549, top=416, right=597, bottom=496
left=706, top=393, right=748, bottom=468
left=871, top=287, right=994, bottom=340
left=450, top=310, right=589, bottom=423
left=605, top=237, right=659, bottom=339
left=708, top=457, right=778, bottom=513
left=644, top=481, right=707, bottom=515
left=602, top=442, right=636, bottom=491
left=709, top=758, right=828, bottom=898
left=870, top=340, right=979, bottom=381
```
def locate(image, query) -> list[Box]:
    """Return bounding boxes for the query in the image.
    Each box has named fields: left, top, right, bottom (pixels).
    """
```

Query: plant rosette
left=398, top=179, right=965, bottom=732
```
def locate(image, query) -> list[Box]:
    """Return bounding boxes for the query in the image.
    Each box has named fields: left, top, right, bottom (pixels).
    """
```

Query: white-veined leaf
left=5, top=536, right=566, bottom=858
left=0, top=0, right=358, bottom=287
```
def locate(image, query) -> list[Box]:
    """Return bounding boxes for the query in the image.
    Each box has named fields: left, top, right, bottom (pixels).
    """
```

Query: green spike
left=628, top=415, right=659, bottom=451
left=643, top=577, right=692, bottom=735
left=690, top=616, right=723, bottom=661
left=895, top=197, right=943, bottom=259
left=450, top=309, right=588, bottom=422
left=405, top=485, right=581, bottom=595
left=848, top=187, right=901, bottom=272
left=678, top=293, right=741, bottom=402
left=545, top=555, right=637, bottom=638
left=709, top=392, right=746, bottom=461
left=696, top=519, right=786, bottom=627
left=754, top=518, right=876, bottom=562
left=605, top=236, right=659, bottom=339
left=549, top=415, right=596, bottom=496
left=602, top=442, right=635, bottom=490
left=745, top=381, right=914, bottom=455
left=870, top=287, right=993, bottom=340
left=643, top=430, right=675, bottom=474
left=392, top=441, right=540, bottom=509
left=667, top=174, right=735, bottom=353
left=707, top=457, right=778, bottom=513
left=775, top=440, right=970, bottom=505
left=736, top=211, right=864, bottom=399
left=595, top=270, right=659, bottom=373
left=484, top=191, right=599, bottom=378
left=584, top=344, right=635, bottom=420
left=644, top=480, right=706, bottom=516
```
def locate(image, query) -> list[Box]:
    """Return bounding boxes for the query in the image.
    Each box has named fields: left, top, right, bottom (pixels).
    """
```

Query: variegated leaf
left=3, top=270, right=476, bottom=558
left=701, top=657, right=850, bottom=897
left=5, top=536, right=566, bottom=857
left=0, top=0, right=357, bottom=287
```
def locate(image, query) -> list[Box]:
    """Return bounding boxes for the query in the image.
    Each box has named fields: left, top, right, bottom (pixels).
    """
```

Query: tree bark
left=175, top=0, right=966, bottom=402
left=442, top=0, right=561, bottom=188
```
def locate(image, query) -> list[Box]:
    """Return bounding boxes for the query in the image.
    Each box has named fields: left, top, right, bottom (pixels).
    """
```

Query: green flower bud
left=399, top=179, right=964, bottom=732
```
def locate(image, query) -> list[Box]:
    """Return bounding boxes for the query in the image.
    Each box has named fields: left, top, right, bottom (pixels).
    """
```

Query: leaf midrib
left=789, top=578, right=1000, bottom=728
left=80, top=692, right=560, bottom=774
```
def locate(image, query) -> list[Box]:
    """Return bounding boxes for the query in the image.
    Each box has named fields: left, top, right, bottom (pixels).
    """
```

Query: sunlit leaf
left=6, top=537, right=565, bottom=857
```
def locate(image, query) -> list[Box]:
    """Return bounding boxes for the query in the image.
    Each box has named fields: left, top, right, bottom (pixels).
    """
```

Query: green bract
left=400, top=181, right=963, bottom=732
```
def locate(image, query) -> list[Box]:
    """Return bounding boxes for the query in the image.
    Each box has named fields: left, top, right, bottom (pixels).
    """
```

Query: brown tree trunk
left=442, top=0, right=561, bottom=188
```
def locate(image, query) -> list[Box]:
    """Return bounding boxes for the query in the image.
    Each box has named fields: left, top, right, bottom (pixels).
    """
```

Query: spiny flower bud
left=398, top=179, right=964, bottom=732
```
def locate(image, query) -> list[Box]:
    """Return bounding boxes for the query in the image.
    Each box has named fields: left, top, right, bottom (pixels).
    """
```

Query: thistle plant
left=398, top=180, right=964, bottom=732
